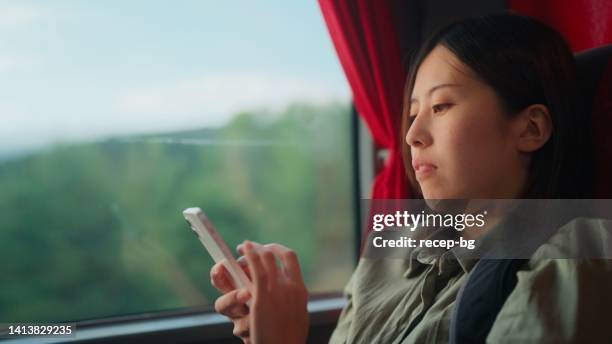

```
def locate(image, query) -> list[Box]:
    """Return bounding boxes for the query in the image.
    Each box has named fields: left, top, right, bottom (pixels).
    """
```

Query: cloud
left=0, top=55, right=42, bottom=72
left=116, top=72, right=350, bottom=127
left=0, top=73, right=350, bottom=157
left=0, top=104, right=56, bottom=156
left=0, top=4, right=47, bottom=30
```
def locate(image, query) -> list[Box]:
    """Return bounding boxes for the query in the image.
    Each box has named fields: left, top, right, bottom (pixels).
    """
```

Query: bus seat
left=575, top=44, right=612, bottom=197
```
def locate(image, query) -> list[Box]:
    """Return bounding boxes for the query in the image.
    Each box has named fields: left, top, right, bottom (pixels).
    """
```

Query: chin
left=421, top=187, right=449, bottom=200
left=422, top=187, right=463, bottom=201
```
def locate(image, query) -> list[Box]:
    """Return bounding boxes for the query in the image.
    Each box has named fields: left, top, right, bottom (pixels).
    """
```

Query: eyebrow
left=409, top=83, right=461, bottom=103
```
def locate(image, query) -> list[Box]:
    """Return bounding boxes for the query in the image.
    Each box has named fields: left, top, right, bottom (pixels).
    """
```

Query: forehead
left=411, top=45, right=475, bottom=98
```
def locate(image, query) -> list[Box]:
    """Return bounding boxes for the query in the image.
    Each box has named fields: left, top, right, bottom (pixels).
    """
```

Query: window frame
left=1, top=295, right=346, bottom=344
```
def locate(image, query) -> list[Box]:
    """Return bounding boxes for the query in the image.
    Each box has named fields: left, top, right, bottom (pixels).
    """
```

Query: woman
left=210, top=13, right=612, bottom=343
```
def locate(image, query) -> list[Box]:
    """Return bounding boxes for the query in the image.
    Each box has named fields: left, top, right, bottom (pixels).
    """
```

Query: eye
left=432, top=103, right=452, bottom=114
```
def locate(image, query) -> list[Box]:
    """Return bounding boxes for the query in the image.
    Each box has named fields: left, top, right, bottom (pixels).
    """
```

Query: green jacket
left=329, top=218, right=612, bottom=343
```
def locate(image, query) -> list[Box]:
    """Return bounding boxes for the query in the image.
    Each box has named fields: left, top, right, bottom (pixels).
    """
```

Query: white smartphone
left=183, top=207, right=252, bottom=291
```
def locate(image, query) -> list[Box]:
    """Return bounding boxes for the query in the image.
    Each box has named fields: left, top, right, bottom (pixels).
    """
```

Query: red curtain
left=318, top=0, right=410, bottom=199
left=509, top=0, right=612, bottom=52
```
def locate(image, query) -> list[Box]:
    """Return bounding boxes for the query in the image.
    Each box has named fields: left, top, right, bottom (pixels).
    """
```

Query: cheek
left=435, top=112, right=511, bottom=196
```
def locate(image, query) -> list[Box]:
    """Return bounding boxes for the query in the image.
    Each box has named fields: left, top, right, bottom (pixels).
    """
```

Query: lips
left=412, top=159, right=437, bottom=179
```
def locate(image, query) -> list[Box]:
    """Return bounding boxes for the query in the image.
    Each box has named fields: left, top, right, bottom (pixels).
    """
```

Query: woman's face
left=406, top=45, right=527, bottom=200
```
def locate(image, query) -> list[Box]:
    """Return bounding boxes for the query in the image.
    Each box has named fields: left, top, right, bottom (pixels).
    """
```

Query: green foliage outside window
left=0, top=101, right=355, bottom=322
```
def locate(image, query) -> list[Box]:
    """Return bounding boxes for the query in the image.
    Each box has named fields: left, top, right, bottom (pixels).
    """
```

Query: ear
left=514, top=104, right=552, bottom=153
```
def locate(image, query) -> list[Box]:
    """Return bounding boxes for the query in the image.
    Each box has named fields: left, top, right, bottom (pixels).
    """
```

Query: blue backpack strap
left=448, top=259, right=528, bottom=344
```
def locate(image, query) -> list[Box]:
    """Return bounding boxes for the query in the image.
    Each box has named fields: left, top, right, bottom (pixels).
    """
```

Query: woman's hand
left=210, top=257, right=252, bottom=342
left=239, top=241, right=309, bottom=344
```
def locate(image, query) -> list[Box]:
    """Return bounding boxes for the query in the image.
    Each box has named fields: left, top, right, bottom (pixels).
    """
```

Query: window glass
left=0, top=0, right=354, bottom=322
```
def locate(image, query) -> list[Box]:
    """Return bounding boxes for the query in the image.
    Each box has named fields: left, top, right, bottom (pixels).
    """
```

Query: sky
left=0, top=0, right=350, bottom=156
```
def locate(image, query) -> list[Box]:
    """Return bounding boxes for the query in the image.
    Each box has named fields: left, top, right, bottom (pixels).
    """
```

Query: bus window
left=0, top=0, right=355, bottom=329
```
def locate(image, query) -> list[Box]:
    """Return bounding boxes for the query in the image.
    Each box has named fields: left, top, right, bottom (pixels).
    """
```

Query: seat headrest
left=576, top=44, right=612, bottom=198
left=576, top=44, right=612, bottom=104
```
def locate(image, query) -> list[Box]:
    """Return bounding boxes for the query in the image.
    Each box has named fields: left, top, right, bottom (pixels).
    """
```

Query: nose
left=405, top=115, right=432, bottom=148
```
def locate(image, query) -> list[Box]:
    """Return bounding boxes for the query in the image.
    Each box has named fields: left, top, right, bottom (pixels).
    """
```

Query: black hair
left=401, top=13, right=593, bottom=198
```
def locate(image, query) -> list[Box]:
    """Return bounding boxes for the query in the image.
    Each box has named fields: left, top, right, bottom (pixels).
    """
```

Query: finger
left=260, top=248, right=278, bottom=286
left=232, top=317, right=250, bottom=339
left=236, top=288, right=252, bottom=304
left=214, top=289, right=251, bottom=319
left=210, top=262, right=235, bottom=293
left=237, top=241, right=263, bottom=256
left=237, top=256, right=252, bottom=279
left=243, top=240, right=268, bottom=294
left=264, top=243, right=304, bottom=283
left=237, top=242, right=265, bottom=281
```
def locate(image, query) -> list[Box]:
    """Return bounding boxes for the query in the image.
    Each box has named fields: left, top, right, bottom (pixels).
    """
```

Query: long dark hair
left=401, top=13, right=593, bottom=198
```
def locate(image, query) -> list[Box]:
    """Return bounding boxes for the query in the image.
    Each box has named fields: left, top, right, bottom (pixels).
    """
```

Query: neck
left=459, top=199, right=518, bottom=240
